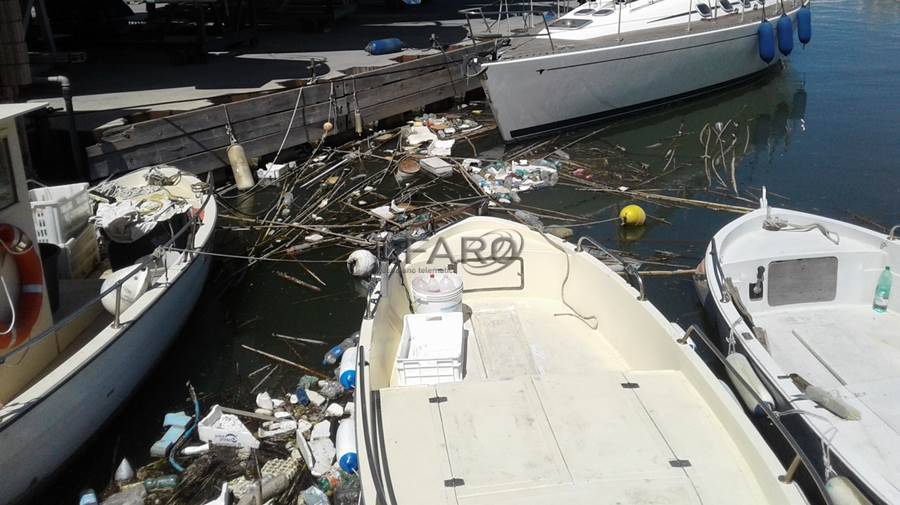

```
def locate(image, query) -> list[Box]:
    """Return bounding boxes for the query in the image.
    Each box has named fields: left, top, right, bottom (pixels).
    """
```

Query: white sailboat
left=0, top=104, right=217, bottom=503
left=473, top=0, right=810, bottom=141
left=352, top=216, right=815, bottom=505
left=697, top=192, right=899, bottom=504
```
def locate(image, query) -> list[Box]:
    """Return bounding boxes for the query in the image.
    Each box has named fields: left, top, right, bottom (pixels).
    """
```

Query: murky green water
left=43, top=0, right=900, bottom=502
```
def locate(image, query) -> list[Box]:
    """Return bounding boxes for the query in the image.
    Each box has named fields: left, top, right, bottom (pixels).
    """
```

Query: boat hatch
left=574, top=8, right=595, bottom=15
left=740, top=0, right=752, bottom=7
left=696, top=2, right=713, bottom=17
left=593, top=8, right=615, bottom=15
left=767, top=257, right=838, bottom=306
left=719, top=0, right=737, bottom=13
left=549, top=18, right=592, bottom=29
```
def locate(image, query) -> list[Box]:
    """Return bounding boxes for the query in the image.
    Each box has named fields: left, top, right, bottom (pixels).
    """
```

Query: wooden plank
left=89, top=98, right=342, bottom=176
left=160, top=67, right=481, bottom=175
left=91, top=62, right=474, bottom=176
left=86, top=42, right=495, bottom=177
left=88, top=42, right=491, bottom=156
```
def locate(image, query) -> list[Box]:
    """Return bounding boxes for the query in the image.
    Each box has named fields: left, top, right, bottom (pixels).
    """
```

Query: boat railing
left=458, top=0, right=574, bottom=52
left=575, top=236, right=645, bottom=300
left=0, top=185, right=213, bottom=367
left=709, top=239, right=731, bottom=303
left=888, top=225, right=899, bottom=241
left=678, top=324, right=834, bottom=505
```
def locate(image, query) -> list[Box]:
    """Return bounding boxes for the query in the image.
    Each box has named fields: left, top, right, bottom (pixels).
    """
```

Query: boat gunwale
left=357, top=216, right=810, bottom=505
left=483, top=3, right=802, bottom=66
left=0, top=187, right=217, bottom=432
left=702, top=206, right=899, bottom=504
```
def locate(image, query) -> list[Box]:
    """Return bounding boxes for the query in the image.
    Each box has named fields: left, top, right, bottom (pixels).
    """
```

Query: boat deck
left=497, top=7, right=775, bottom=62
left=754, top=305, right=900, bottom=475
left=375, top=299, right=771, bottom=505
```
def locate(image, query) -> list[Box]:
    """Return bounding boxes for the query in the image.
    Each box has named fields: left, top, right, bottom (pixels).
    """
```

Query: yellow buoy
left=323, top=121, right=334, bottom=133
left=619, top=204, right=646, bottom=227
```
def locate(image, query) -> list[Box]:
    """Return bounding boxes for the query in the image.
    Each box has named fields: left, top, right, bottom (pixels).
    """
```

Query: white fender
left=825, top=476, right=874, bottom=505
left=725, top=352, right=775, bottom=417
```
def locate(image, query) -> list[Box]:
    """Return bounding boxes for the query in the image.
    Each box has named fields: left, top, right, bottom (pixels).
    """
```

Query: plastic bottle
left=322, top=335, right=359, bottom=366
left=316, top=467, right=343, bottom=495
left=873, top=266, right=892, bottom=313
left=336, top=417, right=358, bottom=472
left=143, top=475, right=178, bottom=491
left=319, top=380, right=344, bottom=399
left=295, top=388, right=310, bottom=406
left=425, top=273, right=440, bottom=292
left=339, top=347, right=358, bottom=390
left=334, top=472, right=361, bottom=505
left=301, top=485, right=330, bottom=505
left=411, top=276, right=428, bottom=293
left=438, top=274, right=454, bottom=293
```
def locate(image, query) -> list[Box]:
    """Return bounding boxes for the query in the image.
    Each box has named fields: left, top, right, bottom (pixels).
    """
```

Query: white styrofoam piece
left=198, top=405, right=260, bottom=449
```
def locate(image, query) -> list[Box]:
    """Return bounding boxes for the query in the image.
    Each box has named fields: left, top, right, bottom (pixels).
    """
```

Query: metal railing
left=459, top=1, right=571, bottom=53
left=576, top=236, right=645, bottom=300
left=709, top=239, right=731, bottom=303
left=677, top=324, right=834, bottom=505
left=888, top=225, right=899, bottom=241
left=0, top=187, right=213, bottom=367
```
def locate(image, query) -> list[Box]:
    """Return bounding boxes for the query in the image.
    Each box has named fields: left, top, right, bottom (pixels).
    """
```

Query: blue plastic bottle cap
left=340, top=453, right=359, bottom=473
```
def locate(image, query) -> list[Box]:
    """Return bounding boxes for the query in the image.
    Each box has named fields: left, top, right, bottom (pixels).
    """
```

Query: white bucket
left=410, top=272, right=463, bottom=313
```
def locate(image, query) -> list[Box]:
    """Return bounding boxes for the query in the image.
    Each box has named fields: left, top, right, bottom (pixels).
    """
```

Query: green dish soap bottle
left=873, top=266, right=892, bottom=313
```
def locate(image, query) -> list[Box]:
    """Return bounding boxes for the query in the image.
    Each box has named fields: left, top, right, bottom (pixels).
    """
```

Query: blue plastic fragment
left=150, top=411, right=191, bottom=458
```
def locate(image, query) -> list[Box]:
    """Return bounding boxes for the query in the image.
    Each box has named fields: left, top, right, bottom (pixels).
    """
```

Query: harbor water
left=41, top=0, right=899, bottom=502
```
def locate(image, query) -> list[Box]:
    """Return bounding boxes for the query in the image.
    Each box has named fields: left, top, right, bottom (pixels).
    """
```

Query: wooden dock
left=85, top=42, right=495, bottom=179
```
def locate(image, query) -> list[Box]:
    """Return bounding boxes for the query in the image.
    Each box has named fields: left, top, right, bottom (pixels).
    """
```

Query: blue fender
left=758, top=21, right=776, bottom=63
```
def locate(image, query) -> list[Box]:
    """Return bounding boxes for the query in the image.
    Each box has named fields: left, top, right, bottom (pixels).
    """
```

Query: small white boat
left=474, top=0, right=810, bottom=141
left=0, top=105, right=217, bottom=503
left=353, top=216, right=811, bottom=505
left=697, top=192, right=900, bottom=504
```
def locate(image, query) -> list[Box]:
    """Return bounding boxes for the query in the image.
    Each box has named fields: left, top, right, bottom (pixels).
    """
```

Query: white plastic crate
left=29, top=183, right=91, bottom=244
left=396, top=312, right=466, bottom=386
left=58, top=224, right=100, bottom=279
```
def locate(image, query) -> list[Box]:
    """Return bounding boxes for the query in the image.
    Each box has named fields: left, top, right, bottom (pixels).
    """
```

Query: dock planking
left=86, top=42, right=495, bottom=179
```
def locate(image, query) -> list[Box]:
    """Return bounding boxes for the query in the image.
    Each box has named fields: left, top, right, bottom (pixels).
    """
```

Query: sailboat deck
left=375, top=299, right=772, bottom=505
left=498, top=8, right=766, bottom=62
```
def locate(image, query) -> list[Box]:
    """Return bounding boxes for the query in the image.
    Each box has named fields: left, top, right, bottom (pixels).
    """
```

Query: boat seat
left=719, top=0, right=736, bottom=13
left=696, top=2, right=713, bottom=18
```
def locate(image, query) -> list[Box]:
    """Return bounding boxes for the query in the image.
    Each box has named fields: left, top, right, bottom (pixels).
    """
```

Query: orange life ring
left=0, top=224, right=44, bottom=350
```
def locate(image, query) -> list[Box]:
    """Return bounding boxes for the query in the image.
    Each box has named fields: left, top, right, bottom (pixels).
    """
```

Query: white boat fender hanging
left=226, top=142, right=255, bottom=191
left=347, top=250, right=377, bottom=277
left=725, top=352, right=775, bottom=417
left=100, top=266, right=151, bottom=316
left=339, top=346, right=358, bottom=390
left=825, top=475, right=874, bottom=505
left=336, top=417, right=358, bottom=473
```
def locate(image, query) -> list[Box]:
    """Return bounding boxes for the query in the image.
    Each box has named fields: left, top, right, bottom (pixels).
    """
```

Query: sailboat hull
left=483, top=12, right=796, bottom=141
